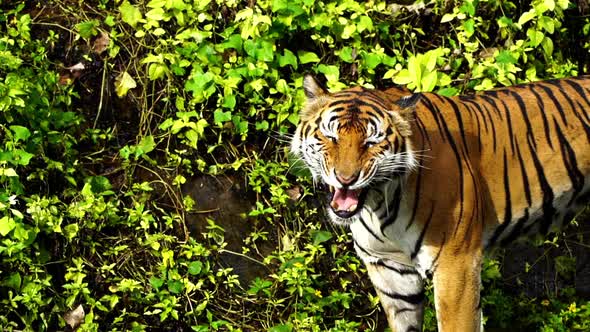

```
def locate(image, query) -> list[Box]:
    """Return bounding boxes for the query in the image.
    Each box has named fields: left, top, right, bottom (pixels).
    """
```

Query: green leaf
left=119, top=1, right=143, bottom=27
left=317, top=64, right=339, bottom=83
left=150, top=276, right=164, bottom=290
left=517, top=9, right=537, bottom=27
left=357, top=16, right=373, bottom=32
left=137, top=135, right=156, bottom=155
left=147, top=0, right=166, bottom=8
left=278, top=49, right=298, bottom=68
left=526, top=28, right=544, bottom=48
left=188, top=261, right=203, bottom=275
left=89, top=176, right=112, bottom=193
left=363, top=53, right=381, bottom=69
left=146, top=7, right=166, bottom=21
left=459, top=0, right=476, bottom=16
left=541, top=37, right=554, bottom=56
left=167, top=280, right=184, bottom=294
left=437, top=87, right=460, bottom=96
left=538, top=16, right=554, bottom=34
left=185, top=71, right=214, bottom=96
left=115, top=71, right=137, bottom=97
left=341, top=24, right=356, bottom=39
left=255, top=121, right=269, bottom=131
left=420, top=70, right=438, bottom=92
left=76, top=20, right=99, bottom=39
left=297, top=51, right=320, bottom=64
left=393, top=69, right=413, bottom=85
left=463, top=18, right=475, bottom=37
left=311, top=230, right=332, bottom=245
left=338, top=46, right=355, bottom=63
left=0, top=216, right=15, bottom=236
left=441, top=13, right=456, bottom=23
left=495, top=50, right=517, bottom=64
left=64, top=223, right=79, bottom=241
left=271, top=0, right=289, bottom=12
left=220, top=34, right=242, bottom=51
left=222, top=94, right=236, bottom=109
left=497, top=16, right=513, bottom=28
left=244, top=39, right=273, bottom=62
left=287, top=153, right=311, bottom=178
left=10, top=125, right=30, bottom=141
left=213, top=109, right=232, bottom=124
left=148, top=63, right=168, bottom=80
left=268, top=324, right=293, bottom=332
left=12, top=149, right=33, bottom=166
left=2, top=272, right=21, bottom=290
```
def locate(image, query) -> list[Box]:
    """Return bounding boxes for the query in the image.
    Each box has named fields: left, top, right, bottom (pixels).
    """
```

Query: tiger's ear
left=395, top=93, right=421, bottom=109
left=303, top=75, right=328, bottom=100
left=395, top=93, right=421, bottom=118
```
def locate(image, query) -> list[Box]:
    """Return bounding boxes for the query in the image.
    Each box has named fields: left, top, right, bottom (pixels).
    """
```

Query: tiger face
left=291, top=75, right=419, bottom=226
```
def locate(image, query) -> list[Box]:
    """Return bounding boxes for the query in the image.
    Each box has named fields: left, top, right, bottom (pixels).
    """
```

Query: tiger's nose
left=336, top=172, right=359, bottom=186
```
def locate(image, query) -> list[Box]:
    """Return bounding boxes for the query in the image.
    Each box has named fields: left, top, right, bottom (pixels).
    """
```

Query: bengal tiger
left=290, top=74, right=590, bottom=331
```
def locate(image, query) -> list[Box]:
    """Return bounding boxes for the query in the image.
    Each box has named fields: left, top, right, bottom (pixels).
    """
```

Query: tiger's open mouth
left=327, top=186, right=368, bottom=219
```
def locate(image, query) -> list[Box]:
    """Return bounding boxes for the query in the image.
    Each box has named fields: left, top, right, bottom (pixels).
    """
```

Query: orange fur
left=292, top=75, right=590, bottom=331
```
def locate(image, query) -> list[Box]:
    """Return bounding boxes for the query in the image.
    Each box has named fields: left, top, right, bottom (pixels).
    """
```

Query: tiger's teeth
left=348, top=204, right=357, bottom=212
left=329, top=186, right=335, bottom=193
left=331, top=201, right=339, bottom=209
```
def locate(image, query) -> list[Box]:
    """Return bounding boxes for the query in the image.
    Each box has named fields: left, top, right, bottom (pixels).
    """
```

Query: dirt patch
left=183, top=175, right=275, bottom=286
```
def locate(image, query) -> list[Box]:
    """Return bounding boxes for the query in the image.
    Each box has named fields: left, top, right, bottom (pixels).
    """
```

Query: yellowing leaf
left=115, top=71, right=137, bottom=97
left=119, top=1, right=143, bottom=27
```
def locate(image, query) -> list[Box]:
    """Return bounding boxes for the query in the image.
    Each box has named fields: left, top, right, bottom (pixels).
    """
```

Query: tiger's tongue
left=331, top=188, right=359, bottom=211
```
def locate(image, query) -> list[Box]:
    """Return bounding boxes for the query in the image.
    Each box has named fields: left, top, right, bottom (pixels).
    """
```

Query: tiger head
left=291, top=75, right=420, bottom=226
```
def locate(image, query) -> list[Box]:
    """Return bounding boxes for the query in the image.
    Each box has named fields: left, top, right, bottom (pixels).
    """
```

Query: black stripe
left=546, top=81, right=590, bottom=143
left=410, top=205, right=434, bottom=260
left=528, top=86, right=554, bottom=149
left=421, top=96, right=447, bottom=142
left=372, top=260, right=419, bottom=275
left=487, top=149, right=512, bottom=247
left=562, top=80, right=590, bottom=123
left=406, top=165, right=423, bottom=231
left=526, top=134, right=555, bottom=235
left=422, top=97, right=465, bottom=225
left=359, top=215, right=385, bottom=243
left=515, top=142, right=532, bottom=206
left=481, top=93, right=503, bottom=120
left=380, top=186, right=402, bottom=234
left=553, top=117, right=585, bottom=206
left=353, top=239, right=373, bottom=257
left=508, top=90, right=537, bottom=150
left=427, top=232, right=446, bottom=276
left=537, top=83, right=568, bottom=125
left=375, top=286, right=425, bottom=305
left=500, top=209, right=530, bottom=246
left=498, top=97, right=516, bottom=155
left=394, top=307, right=415, bottom=316
left=462, top=101, right=483, bottom=151
left=439, top=95, right=470, bottom=154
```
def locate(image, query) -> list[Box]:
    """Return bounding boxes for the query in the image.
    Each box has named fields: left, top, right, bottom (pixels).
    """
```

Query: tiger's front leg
left=365, top=260, right=425, bottom=332
left=432, top=251, right=483, bottom=332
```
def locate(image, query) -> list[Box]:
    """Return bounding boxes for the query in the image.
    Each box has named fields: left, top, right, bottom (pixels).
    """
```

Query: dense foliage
left=0, top=0, right=588, bottom=331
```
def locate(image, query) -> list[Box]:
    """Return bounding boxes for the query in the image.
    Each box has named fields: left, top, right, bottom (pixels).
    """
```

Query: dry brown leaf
left=64, top=304, right=85, bottom=329
left=286, top=186, right=302, bottom=201
left=93, top=32, right=110, bottom=54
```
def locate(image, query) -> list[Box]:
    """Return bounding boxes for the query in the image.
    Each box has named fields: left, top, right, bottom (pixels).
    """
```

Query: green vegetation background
left=0, top=0, right=589, bottom=331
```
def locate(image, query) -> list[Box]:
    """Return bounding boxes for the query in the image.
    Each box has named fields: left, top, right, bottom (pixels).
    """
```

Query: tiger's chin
left=325, top=185, right=368, bottom=226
